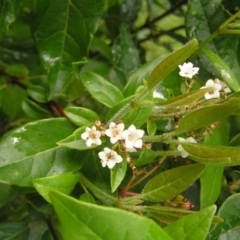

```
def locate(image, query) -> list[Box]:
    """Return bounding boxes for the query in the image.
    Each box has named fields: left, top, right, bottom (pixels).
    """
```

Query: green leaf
left=134, top=149, right=156, bottom=167
left=0, top=182, right=16, bottom=208
left=32, top=0, right=104, bottom=99
left=200, top=166, right=224, bottom=209
left=33, top=173, right=81, bottom=203
left=141, top=163, right=206, bottom=202
left=57, top=127, right=97, bottom=150
left=0, top=118, right=83, bottom=186
left=79, top=192, right=96, bottom=204
left=147, top=39, right=198, bottom=91
left=1, top=85, right=27, bottom=118
left=203, top=49, right=240, bottom=92
left=186, top=0, right=240, bottom=80
left=111, top=160, right=127, bottom=193
left=81, top=72, right=124, bottom=108
left=112, top=24, right=140, bottom=78
left=200, top=120, right=229, bottom=209
left=50, top=191, right=173, bottom=240
left=5, top=64, right=29, bottom=77
left=143, top=205, right=222, bottom=226
left=0, top=0, right=18, bottom=40
left=64, top=107, right=99, bottom=127
left=183, top=143, right=240, bottom=166
left=178, top=98, right=240, bottom=133
left=0, top=221, right=29, bottom=240
left=27, top=85, right=48, bottom=103
left=22, top=98, right=51, bottom=120
left=155, top=88, right=210, bottom=107
left=164, top=205, right=216, bottom=240
left=207, top=194, right=240, bottom=240
left=124, top=55, right=166, bottom=97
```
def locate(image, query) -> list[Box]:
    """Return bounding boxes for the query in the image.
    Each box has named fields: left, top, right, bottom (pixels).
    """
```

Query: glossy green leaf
left=141, top=163, right=205, bottom=202
left=124, top=104, right=153, bottom=128
left=164, top=205, right=216, bottom=240
left=207, top=194, right=240, bottom=240
left=203, top=49, right=240, bottom=92
left=155, top=88, right=210, bottom=107
left=178, top=98, right=240, bottom=133
left=22, top=98, right=51, bottom=120
left=111, top=160, right=127, bottom=193
left=90, top=37, right=112, bottom=61
left=57, top=127, right=97, bottom=150
left=0, top=181, right=16, bottom=208
left=0, top=118, right=83, bottom=186
left=134, top=149, right=156, bottom=167
left=200, top=120, right=229, bottom=209
left=186, top=0, right=240, bottom=80
left=1, top=85, right=27, bottom=118
left=0, top=221, right=29, bottom=240
left=112, top=24, right=140, bottom=78
left=81, top=72, right=124, bottom=108
left=27, top=85, right=48, bottom=103
left=124, top=55, right=166, bottom=97
left=32, top=0, right=104, bottom=99
left=50, top=191, right=173, bottom=240
left=147, top=39, right=198, bottom=91
left=5, top=64, right=29, bottom=77
left=0, top=0, right=18, bottom=40
left=33, top=173, right=81, bottom=203
left=64, top=107, right=99, bottom=127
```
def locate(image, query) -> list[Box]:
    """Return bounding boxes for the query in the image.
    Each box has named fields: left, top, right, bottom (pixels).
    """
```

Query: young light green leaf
left=0, top=0, right=18, bottom=40
left=50, top=191, right=173, bottom=240
left=207, top=194, right=240, bottom=240
left=141, top=163, right=205, bottom=202
left=64, top=107, right=99, bottom=127
left=178, top=98, right=240, bottom=133
left=147, top=38, right=198, bottom=91
left=183, top=143, right=240, bottom=166
left=33, top=173, right=81, bottom=203
left=32, top=0, right=104, bottom=99
left=203, top=49, right=240, bottom=92
left=57, top=127, right=98, bottom=150
left=155, top=88, right=210, bottom=107
left=164, top=205, right=216, bottom=240
left=81, top=72, right=124, bottom=108
left=0, top=118, right=83, bottom=186
left=111, top=160, right=127, bottom=193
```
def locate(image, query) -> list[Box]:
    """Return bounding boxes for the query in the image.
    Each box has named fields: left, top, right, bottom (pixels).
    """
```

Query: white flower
left=177, top=137, right=197, bottom=158
left=105, top=122, right=124, bottom=144
left=81, top=126, right=101, bottom=147
left=98, top=147, right=123, bottom=169
left=122, top=125, right=144, bottom=152
left=201, top=79, right=222, bottom=100
left=178, top=62, right=199, bottom=79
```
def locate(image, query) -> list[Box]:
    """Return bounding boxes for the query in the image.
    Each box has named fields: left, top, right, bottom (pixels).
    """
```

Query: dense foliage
left=1, top=0, right=240, bottom=239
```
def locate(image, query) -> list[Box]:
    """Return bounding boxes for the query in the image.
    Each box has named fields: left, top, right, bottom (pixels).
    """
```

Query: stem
left=46, top=218, right=59, bottom=240
left=143, top=131, right=177, bottom=143
left=106, top=87, right=149, bottom=126
left=80, top=174, right=118, bottom=205
left=124, top=156, right=166, bottom=192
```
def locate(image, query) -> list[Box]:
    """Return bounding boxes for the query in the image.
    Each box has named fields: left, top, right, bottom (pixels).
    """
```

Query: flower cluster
left=179, top=62, right=231, bottom=100
left=81, top=122, right=144, bottom=169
